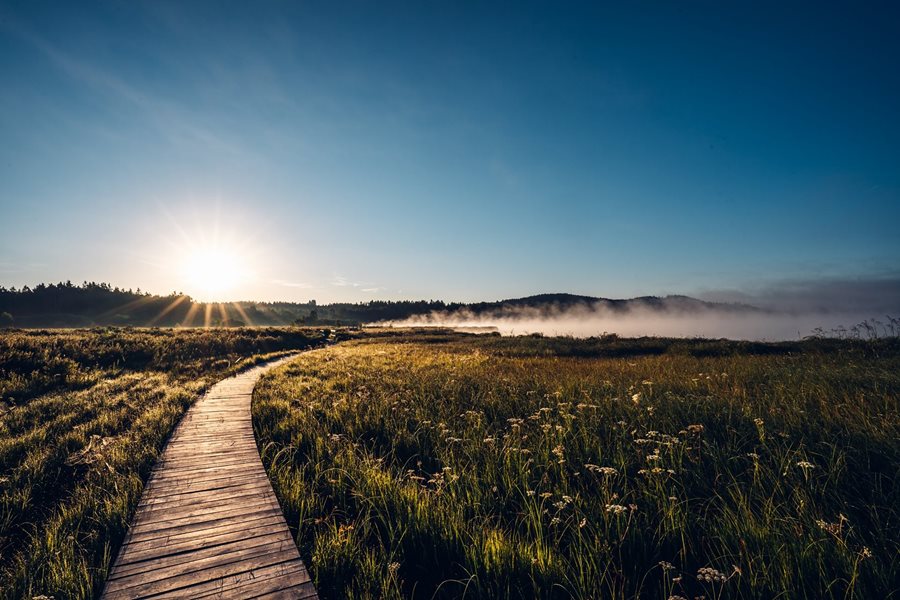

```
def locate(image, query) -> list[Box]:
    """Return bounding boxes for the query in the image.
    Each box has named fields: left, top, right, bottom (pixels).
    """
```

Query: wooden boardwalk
left=102, top=355, right=317, bottom=599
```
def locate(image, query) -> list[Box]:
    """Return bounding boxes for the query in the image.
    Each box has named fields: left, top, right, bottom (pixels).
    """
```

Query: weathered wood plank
left=133, top=489, right=276, bottom=521
left=143, top=472, right=271, bottom=496
left=123, top=507, right=286, bottom=544
left=148, top=563, right=303, bottom=600
left=151, top=465, right=259, bottom=480
left=120, top=518, right=289, bottom=563
left=249, top=583, right=319, bottom=600
left=104, top=548, right=301, bottom=598
left=109, top=533, right=292, bottom=579
left=198, top=573, right=313, bottom=599
left=101, top=355, right=317, bottom=599
left=139, top=478, right=271, bottom=506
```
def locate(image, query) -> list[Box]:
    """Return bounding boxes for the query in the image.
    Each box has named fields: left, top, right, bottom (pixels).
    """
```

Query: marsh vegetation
left=2, top=328, right=897, bottom=598
left=253, top=333, right=900, bottom=599
left=0, top=327, right=330, bottom=599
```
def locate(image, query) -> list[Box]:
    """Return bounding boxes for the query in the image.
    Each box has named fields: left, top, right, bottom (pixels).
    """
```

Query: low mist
left=376, top=307, right=894, bottom=340
left=373, top=277, right=900, bottom=341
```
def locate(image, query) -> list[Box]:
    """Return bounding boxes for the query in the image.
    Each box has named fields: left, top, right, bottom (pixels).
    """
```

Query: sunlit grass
left=253, top=335, right=900, bottom=599
left=0, top=327, right=331, bottom=599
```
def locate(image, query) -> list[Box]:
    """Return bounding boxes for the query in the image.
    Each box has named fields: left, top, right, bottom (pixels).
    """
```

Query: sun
left=156, top=203, right=263, bottom=303
left=180, top=244, right=248, bottom=300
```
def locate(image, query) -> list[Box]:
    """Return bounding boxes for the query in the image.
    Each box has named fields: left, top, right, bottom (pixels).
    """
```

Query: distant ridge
left=461, top=293, right=760, bottom=316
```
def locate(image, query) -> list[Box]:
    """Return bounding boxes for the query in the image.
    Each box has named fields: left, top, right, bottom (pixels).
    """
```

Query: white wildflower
left=697, top=566, right=727, bottom=583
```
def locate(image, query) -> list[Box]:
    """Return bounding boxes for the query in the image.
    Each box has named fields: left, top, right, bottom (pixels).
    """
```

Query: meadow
left=0, top=327, right=332, bottom=599
left=253, top=332, right=900, bottom=599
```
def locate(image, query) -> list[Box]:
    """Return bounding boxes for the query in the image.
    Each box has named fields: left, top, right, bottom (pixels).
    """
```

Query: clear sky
left=1, top=1, right=898, bottom=303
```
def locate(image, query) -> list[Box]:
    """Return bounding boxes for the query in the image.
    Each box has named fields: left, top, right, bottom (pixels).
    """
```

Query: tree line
left=0, top=282, right=461, bottom=327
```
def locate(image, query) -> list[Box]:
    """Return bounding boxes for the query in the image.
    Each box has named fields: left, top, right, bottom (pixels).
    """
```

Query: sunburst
left=180, top=243, right=248, bottom=301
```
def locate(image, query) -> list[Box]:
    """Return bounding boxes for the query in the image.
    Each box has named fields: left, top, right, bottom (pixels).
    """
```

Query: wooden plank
left=120, top=518, right=289, bottom=563
left=248, top=583, right=319, bottom=600
left=101, top=354, right=317, bottom=599
left=143, top=472, right=271, bottom=495
left=144, top=471, right=266, bottom=492
left=145, top=462, right=259, bottom=479
left=133, top=488, right=275, bottom=520
left=140, top=477, right=271, bottom=504
left=161, top=445, right=259, bottom=457
left=109, top=532, right=291, bottom=579
left=162, top=440, right=258, bottom=452
left=104, top=549, right=301, bottom=598
left=156, top=456, right=262, bottom=471
left=149, top=562, right=301, bottom=599
left=126, top=487, right=280, bottom=533
left=135, top=489, right=273, bottom=517
left=122, top=506, right=285, bottom=544
left=196, top=573, right=314, bottom=599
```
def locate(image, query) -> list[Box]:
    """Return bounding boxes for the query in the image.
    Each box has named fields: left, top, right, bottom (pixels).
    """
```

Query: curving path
left=102, top=355, right=317, bottom=599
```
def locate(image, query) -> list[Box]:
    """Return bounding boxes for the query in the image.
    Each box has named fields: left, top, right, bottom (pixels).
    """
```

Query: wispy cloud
left=272, top=279, right=313, bottom=289
left=331, top=275, right=364, bottom=288
left=0, top=262, right=25, bottom=274
left=0, top=261, right=44, bottom=275
left=329, top=275, right=384, bottom=294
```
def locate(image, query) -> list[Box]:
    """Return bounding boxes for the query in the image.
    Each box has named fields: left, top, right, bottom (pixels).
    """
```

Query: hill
left=458, top=293, right=757, bottom=317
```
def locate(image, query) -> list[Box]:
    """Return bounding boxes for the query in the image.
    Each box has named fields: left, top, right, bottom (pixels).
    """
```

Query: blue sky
left=1, top=1, right=898, bottom=303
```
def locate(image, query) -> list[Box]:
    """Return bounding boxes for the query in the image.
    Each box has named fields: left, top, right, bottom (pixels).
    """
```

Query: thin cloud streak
left=272, top=279, right=313, bottom=289
left=0, top=262, right=43, bottom=275
left=330, top=275, right=377, bottom=289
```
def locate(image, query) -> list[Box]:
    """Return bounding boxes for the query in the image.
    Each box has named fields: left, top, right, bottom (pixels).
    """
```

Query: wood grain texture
left=102, top=355, right=317, bottom=599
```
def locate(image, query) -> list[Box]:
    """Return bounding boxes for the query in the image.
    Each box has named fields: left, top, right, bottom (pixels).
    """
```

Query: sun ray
left=147, top=295, right=188, bottom=327
left=231, top=302, right=254, bottom=327
left=217, top=302, right=230, bottom=327
left=181, top=302, right=201, bottom=327
left=203, top=303, right=213, bottom=328
left=99, top=294, right=159, bottom=320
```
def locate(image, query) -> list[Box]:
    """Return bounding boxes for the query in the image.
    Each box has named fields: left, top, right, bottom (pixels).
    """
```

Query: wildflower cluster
left=696, top=566, right=728, bottom=584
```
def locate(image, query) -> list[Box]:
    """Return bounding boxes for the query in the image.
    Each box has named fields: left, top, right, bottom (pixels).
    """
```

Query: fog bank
left=376, top=307, right=897, bottom=340
left=373, top=277, right=900, bottom=340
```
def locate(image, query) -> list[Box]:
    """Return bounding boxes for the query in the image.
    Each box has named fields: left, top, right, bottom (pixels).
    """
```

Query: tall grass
left=0, top=327, right=330, bottom=599
left=253, top=335, right=900, bottom=599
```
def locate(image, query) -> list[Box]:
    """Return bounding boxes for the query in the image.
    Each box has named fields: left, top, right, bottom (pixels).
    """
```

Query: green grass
left=253, top=333, right=900, bottom=599
left=0, top=327, right=332, bottom=599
